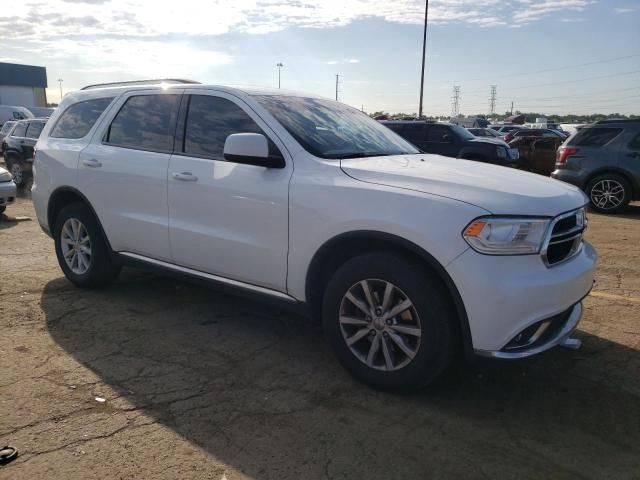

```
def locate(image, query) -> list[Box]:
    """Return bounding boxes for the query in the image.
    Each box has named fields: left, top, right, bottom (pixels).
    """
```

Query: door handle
left=171, top=172, right=198, bottom=182
left=82, top=158, right=102, bottom=168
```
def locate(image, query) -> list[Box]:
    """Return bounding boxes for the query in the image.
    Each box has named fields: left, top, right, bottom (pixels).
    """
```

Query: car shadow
left=41, top=271, right=640, bottom=478
left=591, top=202, right=640, bottom=220
left=0, top=213, right=18, bottom=229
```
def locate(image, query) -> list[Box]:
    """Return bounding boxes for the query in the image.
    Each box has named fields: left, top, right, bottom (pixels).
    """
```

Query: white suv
left=32, top=80, right=596, bottom=390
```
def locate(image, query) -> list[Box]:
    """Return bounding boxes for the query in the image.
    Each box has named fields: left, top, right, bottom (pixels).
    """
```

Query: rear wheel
left=53, top=203, right=120, bottom=288
left=586, top=174, right=631, bottom=213
left=322, top=252, right=457, bottom=391
left=7, top=160, right=27, bottom=188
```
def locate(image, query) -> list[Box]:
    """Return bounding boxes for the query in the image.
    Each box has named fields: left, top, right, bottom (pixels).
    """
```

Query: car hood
left=341, top=154, right=587, bottom=216
left=468, top=137, right=510, bottom=148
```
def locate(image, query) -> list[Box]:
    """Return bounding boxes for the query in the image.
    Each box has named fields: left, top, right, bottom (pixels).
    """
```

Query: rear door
left=167, top=90, right=292, bottom=291
left=78, top=90, right=182, bottom=261
left=424, top=125, right=458, bottom=157
left=24, top=121, right=45, bottom=159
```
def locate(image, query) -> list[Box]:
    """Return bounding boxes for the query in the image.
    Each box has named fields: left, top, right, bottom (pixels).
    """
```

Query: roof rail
left=594, top=118, right=639, bottom=125
left=80, top=79, right=201, bottom=90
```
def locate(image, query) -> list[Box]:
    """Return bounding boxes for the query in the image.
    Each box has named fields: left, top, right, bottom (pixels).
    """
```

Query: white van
left=0, top=105, right=34, bottom=127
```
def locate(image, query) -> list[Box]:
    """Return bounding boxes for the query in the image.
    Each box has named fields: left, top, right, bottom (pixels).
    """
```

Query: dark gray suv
left=552, top=120, right=640, bottom=213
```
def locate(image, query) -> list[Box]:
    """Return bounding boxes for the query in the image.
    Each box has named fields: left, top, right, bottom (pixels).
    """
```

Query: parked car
left=2, top=118, right=46, bottom=187
left=0, top=166, right=17, bottom=214
left=509, top=136, right=564, bottom=176
left=27, top=107, right=55, bottom=118
left=32, top=81, right=596, bottom=391
left=503, top=128, right=566, bottom=143
left=381, top=121, right=519, bottom=166
left=552, top=119, right=640, bottom=213
left=489, top=124, right=523, bottom=134
left=0, top=120, right=17, bottom=153
left=467, top=127, right=503, bottom=138
left=0, top=105, right=34, bottom=127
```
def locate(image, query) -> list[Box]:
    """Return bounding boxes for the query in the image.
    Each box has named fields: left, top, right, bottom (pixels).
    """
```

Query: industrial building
left=0, top=62, right=48, bottom=107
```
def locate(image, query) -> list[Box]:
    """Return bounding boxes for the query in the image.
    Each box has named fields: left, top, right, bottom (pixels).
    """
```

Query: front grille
left=542, top=208, right=586, bottom=267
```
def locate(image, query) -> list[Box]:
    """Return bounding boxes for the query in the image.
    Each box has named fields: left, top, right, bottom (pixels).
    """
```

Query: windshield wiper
left=336, top=152, right=396, bottom=159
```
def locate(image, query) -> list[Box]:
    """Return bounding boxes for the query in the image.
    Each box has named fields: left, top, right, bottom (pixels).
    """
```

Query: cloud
left=1, top=0, right=598, bottom=42
left=512, top=0, right=591, bottom=24
left=614, top=7, right=636, bottom=13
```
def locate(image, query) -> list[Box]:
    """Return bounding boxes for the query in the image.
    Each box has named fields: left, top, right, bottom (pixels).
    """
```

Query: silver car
left=0, top=166, right=17, bottom=214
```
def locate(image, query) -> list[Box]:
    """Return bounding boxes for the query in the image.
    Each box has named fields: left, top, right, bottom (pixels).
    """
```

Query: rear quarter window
left=11, top=122, right=27, bottom=137
left=50, top=97, right=114, bottom=139
left=572, top=127, right=622, bottom=147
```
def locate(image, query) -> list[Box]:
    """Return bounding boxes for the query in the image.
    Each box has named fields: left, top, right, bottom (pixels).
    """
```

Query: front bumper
left=447, top=240, right=596, bottom=355
left=0, top=180, right=16, bottom=206
left=474, top=301, right=583, bottom=359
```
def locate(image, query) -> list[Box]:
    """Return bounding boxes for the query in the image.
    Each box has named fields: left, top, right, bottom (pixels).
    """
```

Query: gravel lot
left=1, top=192, right=639, bottom=480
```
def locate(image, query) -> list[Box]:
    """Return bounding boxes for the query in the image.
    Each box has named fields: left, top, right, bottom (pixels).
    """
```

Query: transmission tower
left=489, top=85, right=497, bottom=115
left=451, top=86, right=460, bottom=116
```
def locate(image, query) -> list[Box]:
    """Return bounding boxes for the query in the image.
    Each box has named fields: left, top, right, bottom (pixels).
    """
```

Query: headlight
left=496, top=146, right=507, bottom=159
left=463, top=217, right=550, bottom=255
left=0, top=171, right=12, bottom=182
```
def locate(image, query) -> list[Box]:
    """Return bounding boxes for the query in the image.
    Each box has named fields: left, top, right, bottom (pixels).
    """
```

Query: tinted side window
left=401, top=124, right=426, bottom=142
left=183, top=95, right=276, bottom=159
left=51, top=97, right=114, bottom=139
left=107, top=94, right=179, bottom=152
left=0, top=123, right=13, bottom=134
left=573, top=127, right=622, bottom=147
left=26, top=121, right=45, bottom=139
left=425, top=125, right=450, bottom=141
left=11, top=123, right=27, bottom=137
left=627, top=133, right=640, bottom=151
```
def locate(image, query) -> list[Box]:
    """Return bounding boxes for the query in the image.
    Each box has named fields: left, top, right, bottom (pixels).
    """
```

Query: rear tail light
left=556, top=147, right=578, bottom=166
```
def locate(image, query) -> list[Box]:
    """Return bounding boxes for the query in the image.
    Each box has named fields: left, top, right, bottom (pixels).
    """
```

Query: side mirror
left=223, top=133, right=285, bottom=169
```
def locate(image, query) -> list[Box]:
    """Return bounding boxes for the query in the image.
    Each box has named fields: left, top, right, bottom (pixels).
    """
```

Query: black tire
left=53, top=202, right=120, bottom=288
left=322, top=252, right=457, bottom=391
left=6, top=158, right=29, bottom=188
left=586, top=174, right=631, bottom=214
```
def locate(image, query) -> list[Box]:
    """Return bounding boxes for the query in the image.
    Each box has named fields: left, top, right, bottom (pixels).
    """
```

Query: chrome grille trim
left=541, top=207, right=587, bottom=267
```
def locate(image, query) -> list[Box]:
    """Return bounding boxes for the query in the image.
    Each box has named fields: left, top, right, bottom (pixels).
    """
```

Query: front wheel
left=53, top=203, right=120, bottom=288
left=322, top=252, right=457, bottom=391
left=586, top=174, right=631, bottom=213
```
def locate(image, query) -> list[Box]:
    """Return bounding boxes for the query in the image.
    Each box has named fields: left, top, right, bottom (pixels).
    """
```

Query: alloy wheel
left=590, top=179, right=625, bottom=211
left=339, top=279, right=421, bottom=371
left=60, top=218, right=92, bottom=275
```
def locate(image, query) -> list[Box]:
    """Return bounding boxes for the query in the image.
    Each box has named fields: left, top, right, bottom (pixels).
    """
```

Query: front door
left=167, top=91, right=292, bottom=291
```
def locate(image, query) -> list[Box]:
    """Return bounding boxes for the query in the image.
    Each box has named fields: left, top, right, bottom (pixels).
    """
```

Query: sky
left=1, top=0, right=639, bottom=116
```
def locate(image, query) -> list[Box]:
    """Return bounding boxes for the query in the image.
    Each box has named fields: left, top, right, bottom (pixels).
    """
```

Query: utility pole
left=276, top=63, right=283, bottom=89
left=510, top=101, right=514, bottom=115
left=489, top=85, right=497, bottom=115
left=418, top=0, right=429, bottom=119
left=451, top=86, right=460, bottom=117
left=335, top=74, right=340, bottom=101
left=58, top=78, right=63, bottom=102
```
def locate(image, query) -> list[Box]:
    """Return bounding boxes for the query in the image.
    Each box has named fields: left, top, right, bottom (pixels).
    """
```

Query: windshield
left=450, top=124, right=475, bottom=140
left=253, top=95, right=419, bottom=159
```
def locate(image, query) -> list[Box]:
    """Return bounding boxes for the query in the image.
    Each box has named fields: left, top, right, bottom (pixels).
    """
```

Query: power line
left=445, top=52, right=640, bottom=84
left=462, top=69, right=640, bottom=94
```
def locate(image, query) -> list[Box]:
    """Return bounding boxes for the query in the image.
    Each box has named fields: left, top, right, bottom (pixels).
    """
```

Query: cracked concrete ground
left=1, top=192, right=639, bottom=480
